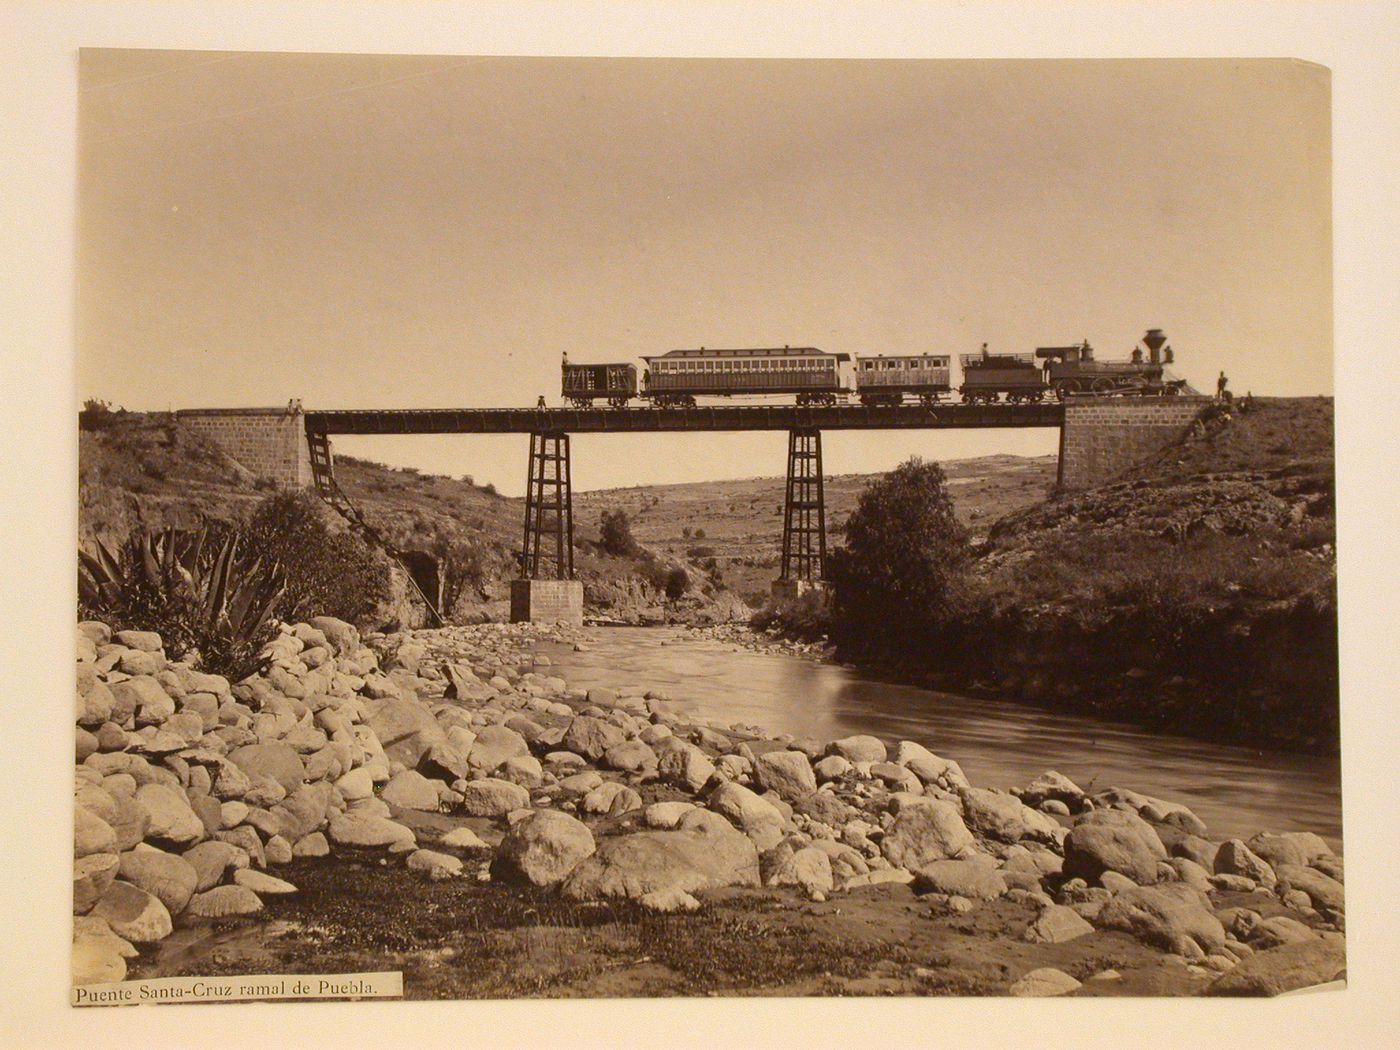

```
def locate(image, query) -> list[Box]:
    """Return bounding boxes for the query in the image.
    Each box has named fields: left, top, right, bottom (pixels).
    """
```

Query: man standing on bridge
left=536, top=395, right=547, bottom=409
left=1216, top=371, right=1229, bottom=401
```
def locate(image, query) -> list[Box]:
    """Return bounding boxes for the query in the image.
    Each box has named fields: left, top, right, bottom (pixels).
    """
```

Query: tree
left=599, top=509, right=638, bottom=557
left=827, top=457, right=971, bottom=657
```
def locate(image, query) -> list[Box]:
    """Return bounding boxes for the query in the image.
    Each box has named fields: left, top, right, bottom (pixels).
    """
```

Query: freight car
left=1035, top=329, right=1185, bottom=399
left=854, top=354, right=951, bottom=406
left=958, top=346, right=1047, bottom=403
left=561, top=357, right=638, bottom=408
left=639, top=346, right=850, bottom=407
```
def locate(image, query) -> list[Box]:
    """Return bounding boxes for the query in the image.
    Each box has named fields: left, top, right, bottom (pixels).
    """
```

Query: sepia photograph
left=68, top=47, right=1347, bottom=1003
left=3, top=2, right=1396, bottom=1045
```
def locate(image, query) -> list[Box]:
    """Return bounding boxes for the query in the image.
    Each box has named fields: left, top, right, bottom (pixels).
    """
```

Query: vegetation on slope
left=767, top=397, right=1338, bottom=753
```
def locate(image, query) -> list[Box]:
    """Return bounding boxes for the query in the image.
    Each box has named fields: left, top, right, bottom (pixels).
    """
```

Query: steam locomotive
left=560, top=329, right=1185, bottom=408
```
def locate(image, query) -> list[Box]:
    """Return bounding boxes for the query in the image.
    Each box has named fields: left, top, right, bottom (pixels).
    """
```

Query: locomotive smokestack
left=1142, top=328, right=1167, bottom=366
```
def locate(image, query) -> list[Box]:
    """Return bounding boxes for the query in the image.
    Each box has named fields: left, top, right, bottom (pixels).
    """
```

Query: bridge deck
left=304, top=403, right=1064, bottom=435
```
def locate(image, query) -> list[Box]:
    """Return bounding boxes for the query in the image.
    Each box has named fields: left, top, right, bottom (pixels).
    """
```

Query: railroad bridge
left=176, top=397, right=1209, bottom=624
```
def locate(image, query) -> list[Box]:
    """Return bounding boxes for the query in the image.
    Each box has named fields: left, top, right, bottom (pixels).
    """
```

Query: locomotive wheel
left=1028, top=390, right=1044, bottom=402
left=1092, top=378, right=1116, bottom=393
left=1054, top=381, right=1075, bottom=401
left=961, top=392, right=974, bottom=404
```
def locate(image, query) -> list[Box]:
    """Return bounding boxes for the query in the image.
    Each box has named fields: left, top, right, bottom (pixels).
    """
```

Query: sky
left=77, top=52, right=1331, bottom=495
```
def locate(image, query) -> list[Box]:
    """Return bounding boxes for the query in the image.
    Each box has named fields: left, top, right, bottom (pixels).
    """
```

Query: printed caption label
left=73, top=971, right=402, bottom=1006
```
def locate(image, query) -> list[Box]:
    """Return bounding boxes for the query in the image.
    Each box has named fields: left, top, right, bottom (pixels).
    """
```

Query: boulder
left=381, top=770, right=443, bottom=811
left=406, top=849, right=463, bottom=880
left=118, top=850, right=199, bottom=915
left=115, top=629, right=163, bottom=652
left=708, top=782, right=786, bottom=850
left=1094, top=883, right=1226, bottom=955
left=134, top=784, right=205, bottom=846
left=293, top=832, right=330, bottom=858
left=499, top=754, right=547, bottom=789
left=1017, top=770, right=1086, bottom=810
left=1008, top=967, right=1082, bottom=997
left=91, top=881, right=173, bottom=943
left=643, top=802, right=697, bottom=829
left=74, top=854, right=121, bottom=914
left=182, top=841, right=244, bottom=891
left=561, top=814, right=760, bottom=902
left=1273, top=864, right=1344, bottom=915
left=1025, top=904, right=1095, bottom=944
left=812, top=755, right=853, bottom=783
left=827, top=735, right=887, bottom=764
left=458, top=778, right=530, bottom=818
left=364, top=695, right=447, bottom=768
left=308, top=616, right=359, bottom=655
left=561, top=716, right=627, bottom=762
left=72, top=934, right=128, bottom=985
left=960, top=788, right=1058, bottom=843
left=913, top=859, right=1007, bottom=900
left=657, top=742, right=716, bottom=793
left=1245, top=832, right=1333, bottom=871
left=602, top=740, right=660, bottom=775
left=1207, top=934, right=1346, bottom=996
left=438, top=827, right=490, bottom=851
left=328, top=813, right=416, bottom=848
left=234, top=868, right=298, bottom=894
left=1063, top=810, right=1167, bottom=885
left=467, top=724, right=530, bottom=773
left=880, top=800, right=976, bottom=869
left=227, top=743, right=306, bottom=794
left=752, top=750, right=818, bottom=801
left=581, top=781, right=643, bottom=816
left=1248, top=915, right=1319, bottom=949
left=761, top=845, right=834, bottom=898
left=186, top=885, right=264, bottom=918
left=75, top=805, right=117, bottom=858
left=492, top=810, right=597, bottom=887
left=1214, top=839, right=1277, bottom=888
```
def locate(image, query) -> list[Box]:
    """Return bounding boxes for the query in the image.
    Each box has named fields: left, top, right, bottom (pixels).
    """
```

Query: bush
left=243, top=491, right=393, bottom=626
left=599, top=509, right=639, bottom=558
left=827, top=457, right=970, bottom=657
left=686, top=546, right=717, bottom=558
left=78, top=399, right=122, bottom=431
left=663, top=567, right=690, bottom=600
left=482, top=482, right=498, bottom=497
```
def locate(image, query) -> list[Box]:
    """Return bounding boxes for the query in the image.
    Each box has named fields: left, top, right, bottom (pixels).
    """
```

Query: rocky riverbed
left=73, top=617, right=1345, bottom=997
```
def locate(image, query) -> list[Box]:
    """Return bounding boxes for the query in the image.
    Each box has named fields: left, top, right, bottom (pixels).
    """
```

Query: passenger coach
left=641, top=346, right=849, bottom=407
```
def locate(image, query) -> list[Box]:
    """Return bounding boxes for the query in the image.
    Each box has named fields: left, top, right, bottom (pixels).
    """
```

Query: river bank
left=75, top=618, right=1345, bottom=998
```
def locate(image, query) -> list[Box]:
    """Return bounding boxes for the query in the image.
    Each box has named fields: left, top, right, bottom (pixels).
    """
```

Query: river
left=537, top=626, right=1342, bottom=846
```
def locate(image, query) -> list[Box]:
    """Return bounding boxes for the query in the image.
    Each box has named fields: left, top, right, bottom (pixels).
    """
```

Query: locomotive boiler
left=1036, top=328, right=1185, bottom=399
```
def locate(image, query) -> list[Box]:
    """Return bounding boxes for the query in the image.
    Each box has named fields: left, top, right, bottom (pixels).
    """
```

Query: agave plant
left=78, top=523, right=285, bottom=678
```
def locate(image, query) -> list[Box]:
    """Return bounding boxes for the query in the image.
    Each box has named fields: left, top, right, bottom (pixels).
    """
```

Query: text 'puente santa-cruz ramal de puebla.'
left=174, top=331, right=1212, bottom=625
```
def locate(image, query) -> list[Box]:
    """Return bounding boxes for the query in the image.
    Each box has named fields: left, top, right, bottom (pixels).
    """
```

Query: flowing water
left=538, top=626, right=1343, bottom=846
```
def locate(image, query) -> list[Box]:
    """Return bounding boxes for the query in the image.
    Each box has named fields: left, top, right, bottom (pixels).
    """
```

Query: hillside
left=892, top=397, right=1337, bottom=752
left=576, top=455, right=1057, bottom=607
left=78, top=409, right=1055, bottom=625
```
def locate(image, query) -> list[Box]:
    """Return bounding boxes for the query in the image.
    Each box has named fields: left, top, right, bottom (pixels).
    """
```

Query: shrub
left=482, top=482, right=498, bottom=497
left=694, top=528, right=706, bottom=540
left=599, top=509, right=639, bottom=557
left=663, top=567, right=690, bottom=600
left=78, top=524, right=284, bottom=680
left=687, top=546, right=717, bottom=558
left=243, top=491, right=392, bottom=626
left=78, top=399, right=122, bottom=431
